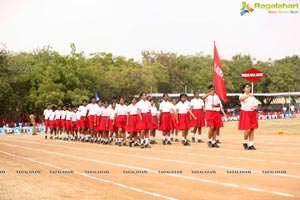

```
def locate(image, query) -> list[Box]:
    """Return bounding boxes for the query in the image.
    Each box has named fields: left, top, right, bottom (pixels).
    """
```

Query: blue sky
left=0, top=0, right=299, bottom=61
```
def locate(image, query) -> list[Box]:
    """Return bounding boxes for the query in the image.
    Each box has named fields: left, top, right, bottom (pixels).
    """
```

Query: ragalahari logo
left=240, top=2, right=254, bottom=15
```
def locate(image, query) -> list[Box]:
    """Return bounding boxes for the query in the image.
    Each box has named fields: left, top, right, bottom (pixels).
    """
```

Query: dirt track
left=0, top=123, right=300, bottom=200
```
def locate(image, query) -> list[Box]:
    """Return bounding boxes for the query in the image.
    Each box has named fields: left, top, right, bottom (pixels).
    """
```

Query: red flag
left=213, top=42, right=228, bottom=103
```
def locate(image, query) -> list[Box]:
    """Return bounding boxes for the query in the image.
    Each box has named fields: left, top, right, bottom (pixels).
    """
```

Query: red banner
left=213, top=42, right=228, bottom=103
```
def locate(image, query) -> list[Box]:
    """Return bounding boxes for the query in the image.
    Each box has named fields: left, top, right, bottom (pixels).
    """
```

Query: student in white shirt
left=78, top=100, right=88, bottom=141
left=65, top=106, right=73, bottom=140
left=150, top=99, right=158, bottom=144
left=175, top=94, right=197, bottom=146
left=86, top=97, right=98, bottom=142
left=49, top=106, right=56, bottom=139
left=202, top=85, right=222, bottom=148
left=114, top=98, right=128, bottom=146
left=136, top=92, right=152, bottom=148
left=54, top=105, right=62, bottom=139
left=158, top=93, right=175, bottom=145
left=61, top=105, right=68, bottom=140
left=170, top=98, right=179, bottom=142
left=43, top=104, right=52, bottom=139
left=108, top=102, right=118, bottom=144
left=190, top=91, right=205, bottom=143
left=99, top=101, right=110, bottom=144
left=126, top=97, right=140, bottom=147
left=239, top=83, right=258, bottom=150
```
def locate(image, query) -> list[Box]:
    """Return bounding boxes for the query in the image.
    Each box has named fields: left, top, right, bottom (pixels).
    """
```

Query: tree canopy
left=0, top=44, right=299, bottom=120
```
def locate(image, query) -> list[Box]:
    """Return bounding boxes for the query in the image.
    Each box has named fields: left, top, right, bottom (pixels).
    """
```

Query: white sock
left=212, top=140, right=216, bottom=144
left=249, top=141, right=253, bottom=146
left=145, top=138, right=149, bottom=144
left=162, top=136, right=166, bottom=141
left=208, top=138, right=212, bottom=142
left=198, top=135, right=202, bottom=140
left=192, top=133, right=195, bottom=138
left=216, top=136, right=220, bottom=140
left=243, top=140, right=248, bottom=144
left=141, top=139, right=144, bottom=144
left=167, top=136, right=171, bottom=141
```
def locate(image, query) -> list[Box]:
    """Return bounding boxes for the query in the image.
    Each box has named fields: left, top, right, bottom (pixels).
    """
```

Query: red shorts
left=115, top=115, right=127, bottom=130
left=88, top=115, right=96, bottom=129
left=71, top=121, right=76, bottom=131
left=159, top=112, right=173, bottom=131
left=99, top=116, right=109, bottom=131
left=152, top=116, right=158, bottom=130
left=55, top=119, right=62, bottom=129
left=49, top=120, right=56, bottom=129
left=61, top=119, right=66, bottom=129
left=170, top=114, right=177, bottom=131
left=206, top=111, right=222, bottom=128
left=80, top=116, right=89, bottom=129
left=95, top=116, right=100, bottom=132
left=238, top=110, right=258, bottom=130
left=126, top=114, right=139, bottom=133
left=108, top=119, right=118, bottom=132
left=190, top=109, right=205, bottom=128
left=65, top=120, right=72, bottom=130
left=177, top=114, right=190, bottom=130
left=138, top=113, right=153, bottom=130
left=44, top=119, right=50, bottom=129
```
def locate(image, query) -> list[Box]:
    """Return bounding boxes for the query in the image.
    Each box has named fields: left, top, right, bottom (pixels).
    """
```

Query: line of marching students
left=43, top=84, right=258, bottom=150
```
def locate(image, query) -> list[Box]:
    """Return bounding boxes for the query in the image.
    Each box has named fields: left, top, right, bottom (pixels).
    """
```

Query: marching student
left=136, top=92, right=152, bottom=148
left=175, top=94, right=197, bottom=146
left=95, top=100, right=103, bottom=143
left=170, top=98, right=179, bottom=142
left=75, top=106, right=82, bottom=140
left=43, top=104, right=52, bottom=139
left=65, top=106, right=73, bottom=140
left=49, top=106, right=56, bottom=139
left=190, top=91, right=205, bottom=143
left=78, top=100, right=88, bottom=142
left=99, top=101, right=110, bottom=145
left=86, top=97, right=98, bottom=143
left=158, top=93, right=174, bottom=145
left=61, top=105, right=67, bottom=140
left=54, top=105, right=62, bottom=139
left=239, top=83, right=258, bottom=150
left=126, top=97, right=140, bottom=147
left=108, top=102, right=118, bottom=144
left=202, top=85, right=222, bottom=148
left=71, top=106, right=78, bottom=140
left=115, top=98, right=128, bottom=146
left=150, top=99, right=158, bottom=144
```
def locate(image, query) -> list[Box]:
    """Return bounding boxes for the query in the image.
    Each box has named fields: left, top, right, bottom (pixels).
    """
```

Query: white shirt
left=71, top=112, right=77, bottom=122
left=175, top=101, right=190, bottom=114
left=66, top=111, right=72, bottom=120
left=61, top=110, right=67, bottom=119
left=151, top=106, right=158, bottom=116
left=54, top=110, right=62, bottom=120
left=96, top=106, right=103, bottom=116
left=101, top=108, right=110, bottom=117
left=109, top=109, right=117, bottom=120
left=116, top=104, right=128, bottom=116
left=290, top=105, right=295, bottom=111
left=49, top=110, right=55, bottom=120
left=190, top=98, right=204, bottom=110
left=136, top=100, right=151, bottom=113
left=127, top=104, right=138, bottom=115
left=43, top=109, right=52, bottom=120
left=205, top=95, right=221, bottom=111
left=159, top=101, right=173, bottom=112
left=87, top=103, right=98, bottom=116
left=239, top=94, right=258, bottom=111
left=170, top=104, right=176, bottom=114
left=78, top=105, right=88, bottom=117
left=76, top=111, right=81, bottom=120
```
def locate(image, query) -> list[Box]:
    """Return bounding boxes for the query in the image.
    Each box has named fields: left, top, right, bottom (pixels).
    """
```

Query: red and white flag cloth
left=213, top=42, right=228, bottom=103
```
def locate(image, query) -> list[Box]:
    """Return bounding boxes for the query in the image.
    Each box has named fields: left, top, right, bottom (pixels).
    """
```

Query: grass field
left=0, top=118, right=299, bottom=200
